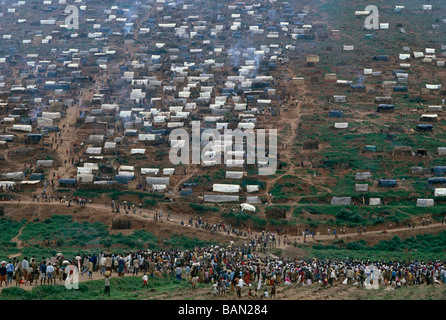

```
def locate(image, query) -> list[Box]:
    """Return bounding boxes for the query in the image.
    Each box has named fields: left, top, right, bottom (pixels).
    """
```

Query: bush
left=336, top=209, right=364, bottom=224
left=265, top=206, right=289, bottom=219
left=189, top=203, right=219, bottom=213
left=111, top=218, right=132, bottom=230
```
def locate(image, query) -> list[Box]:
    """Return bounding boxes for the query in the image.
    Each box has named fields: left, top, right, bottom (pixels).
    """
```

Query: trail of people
left=5, top=199, right=446, bottom=249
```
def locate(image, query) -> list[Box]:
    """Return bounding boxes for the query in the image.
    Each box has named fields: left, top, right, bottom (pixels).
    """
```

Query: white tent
left=226, top=171, right=244, bottom=179
left=77, top=174, right=94, bottom=183
left=416, top=199, right=434, bottom=207
left=36, top=160, right=54, bottom=168
left=0, top=181, right=15, bottom=188
left=89, top=135, right=104, bottom=143
left=334, top=123, right=349, bottom=129
left=141, top=168, right=159, bottom=175
left=355, top=184, right=369, bottom=192
left=204, top=195, right=239, bottom=203
left=119, top=166, right=135, bottom=172
left=41, top=112, right=61, bottom=119
left=139, top=134, right=157, bottom=141
left=434, top=188, right=446, bottom=197
left=246, top=196, right=262, bottom=204
left=84, top=163, right=99, bottom=170
left=86, top=147, right=102, bottom=155
left=240, top=203, right=256, bottom=212
left=369, top=198, right=382, bottom=206
left=163, top=168, right=175, bottom=176
left=130, top=149, right=146, bottom=155
left=12, top=125, right=32, bottom=132
left=147, top=177, right=170, bottom=186
left=331, top=197, right=352, bottom=205
left=212, top=184, right=241, bottom=193
left=437, top=147, right=446, bottom=155
left=77, top=167, right=93, bottom=174
left=101, top=104, right=119, bottom=113
left=238, top=123, right=255, bottom=129
left=356, top=172, right=371, bottom=180
left=2, top=172, right=25, bottom=181
left=104, top=142, right=116, bottom=149
left=37, top=118, right=53, bottom=126
left=246, top=185, right=259, bottom=193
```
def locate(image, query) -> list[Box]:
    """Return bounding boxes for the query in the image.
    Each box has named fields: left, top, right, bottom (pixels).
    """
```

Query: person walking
left=0, top=262, right=7, bottom=287
left=142, top=273, right=148, bottom=288
left=133, top=256, right=140, bottom=276
left=87, top=259, right=94, bottom=279
left=175, top=265, right=182, bottom=281
left=46, top=263, right=55, bottom=285
left=103, top=272, right=111, bottom=297
left=6, top=261, right=13, bottom=286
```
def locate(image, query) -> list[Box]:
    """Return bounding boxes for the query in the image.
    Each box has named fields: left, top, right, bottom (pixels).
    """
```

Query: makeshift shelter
left=240, top=203, right=256, bottom=212
left=0, top=181, right=15, bottom=189
left=334, top=123, right=348, bottom=129
left=416, top=124, right=433, bottom=132
left=77, top=174, right=94, bottom=183
left=246, top=196, right=262, bottom=204
left=329, top=110, right=343, bottom=118
left=204, top=195, right=239, bottom=203
left=432, top=166, right=446, bottom=175
left=0, top=135, right=14, bottom=142
left=141, top=168, right=159, bottom=175
left=369, top=198, right=382, bottom=206
left=86, top=147, right=102, bottom=155
left=416, top=199, right=434, bottom=207
left=378, top=179, right=397, bottom=187
left=146, top=177, right=170, bottom=186
left=246, top=185, right=260, bottom=193
left=226, top=171, right=244, bottom=179
left=355, top=184, right=369, bottom=192
left=356, top=172, right=371, bottom=180
left=2, top=172, right=25, bottom=181
left=428, top=177, right=446, bottom=185
left=12, top=125, right=32, bottom=132
left=30, top=173, right=44, bottom=181
left=393, top=146, right=413, bottom=156
left=58, top=178, right=76, bottom=187
left=36, top=160, right=54, bottom=168
left=212, top=184, right=240, bottom=193
left=377, top=104, right=394, bottom=112
left=20, top=180, right=42, bottom=189
left=331, top=197, right=351, bottom=205
left=115, top=173, right=134, bottom=183
left=434, top=188, right=446, bottom=197
left=420, top=114, right=438, bottom=122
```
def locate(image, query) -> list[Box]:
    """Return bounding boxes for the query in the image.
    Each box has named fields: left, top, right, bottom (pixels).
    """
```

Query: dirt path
left=264, top=65, right=332, bottom=204
left=10, top=224, right=27, bottom=249
left=7, top=199, right=446, bottom=248
left=6, top=199, right=250, bottom=241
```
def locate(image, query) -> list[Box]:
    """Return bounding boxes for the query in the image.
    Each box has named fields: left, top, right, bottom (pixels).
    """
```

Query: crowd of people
left=32, top=193, right=93, bottom=206
left=1, top=242, right=446, bottom=298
